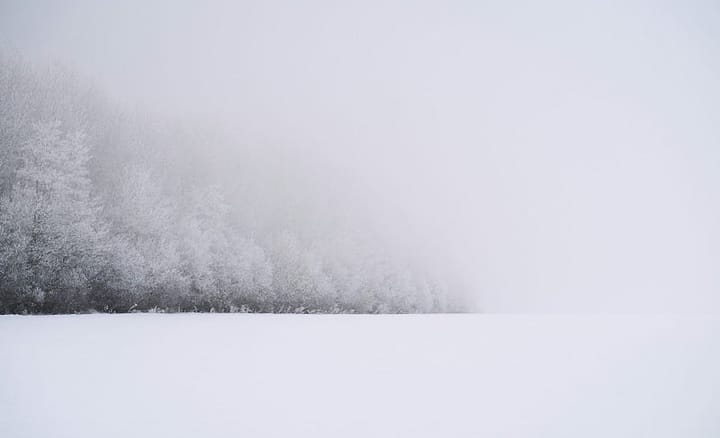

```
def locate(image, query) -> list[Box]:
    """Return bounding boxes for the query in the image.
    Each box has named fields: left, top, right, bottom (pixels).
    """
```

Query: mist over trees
left=0, top=54, right=462, bottom=314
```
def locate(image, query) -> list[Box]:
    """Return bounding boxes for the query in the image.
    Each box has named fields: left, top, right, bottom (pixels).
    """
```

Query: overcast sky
left=2, top=0, right=719, bottom=312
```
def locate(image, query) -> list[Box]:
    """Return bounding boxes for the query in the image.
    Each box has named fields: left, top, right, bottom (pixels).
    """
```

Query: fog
left=2, top=0, right=719, bottom=312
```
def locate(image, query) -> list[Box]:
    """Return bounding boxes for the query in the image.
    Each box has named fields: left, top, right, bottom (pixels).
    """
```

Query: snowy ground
left=1, top=314, right=718, bottom=437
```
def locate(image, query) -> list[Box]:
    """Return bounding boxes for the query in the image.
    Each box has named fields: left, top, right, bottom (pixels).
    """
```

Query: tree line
left=0, top=54, right=461, bottom=314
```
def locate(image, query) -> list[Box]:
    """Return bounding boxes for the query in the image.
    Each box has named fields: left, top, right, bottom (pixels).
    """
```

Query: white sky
left=2, top=0, right=719, bottom=312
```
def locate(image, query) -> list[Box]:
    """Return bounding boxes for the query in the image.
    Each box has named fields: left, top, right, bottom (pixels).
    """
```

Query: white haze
left=2, top=0, right=719, bottom=312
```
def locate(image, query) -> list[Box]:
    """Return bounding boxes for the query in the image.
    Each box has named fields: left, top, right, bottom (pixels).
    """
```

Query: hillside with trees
left=0, top=54, right=462, bottom=314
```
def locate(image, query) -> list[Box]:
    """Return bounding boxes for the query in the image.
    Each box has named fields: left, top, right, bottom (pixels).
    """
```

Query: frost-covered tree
left=102, top=166, right=185, bottom=309
left=0, top=121, right=108, bottom=312
left=265, top=231, right=336, bottom=312
left=176, top=184, right=271, bottom=310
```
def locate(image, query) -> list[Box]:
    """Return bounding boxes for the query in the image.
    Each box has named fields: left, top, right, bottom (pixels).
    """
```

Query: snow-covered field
left=1, top=314, right=718, bottom=437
